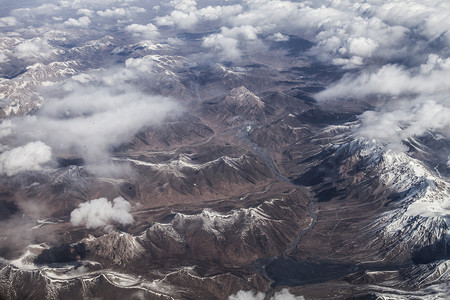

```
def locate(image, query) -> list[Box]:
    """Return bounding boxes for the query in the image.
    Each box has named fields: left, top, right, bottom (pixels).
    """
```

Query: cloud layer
left=2, top=0, right=448, bottom=68
left=70, top=197, right=134, bottom=229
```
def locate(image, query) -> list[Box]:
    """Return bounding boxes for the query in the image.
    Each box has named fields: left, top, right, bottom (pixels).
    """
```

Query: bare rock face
left=201, top=86, right=267, bottom=127
left=128, top=114, right=215, bottom=150
left=225, top=86, right=265, bottom=110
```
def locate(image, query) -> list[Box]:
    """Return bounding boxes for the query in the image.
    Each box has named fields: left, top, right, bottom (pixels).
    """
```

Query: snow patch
left=116, top=154, right=249, bottom=177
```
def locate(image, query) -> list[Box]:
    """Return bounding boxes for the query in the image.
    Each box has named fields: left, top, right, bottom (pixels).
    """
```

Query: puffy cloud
left=229, top=291, right=265, bottom=300
left=229, top=289, right=304, bottom=300
left=11, top=3, right=62, bottom=23
left=317, top=53, right=450, bottom=151
left=357, top=99, right=450, bottom=152
left=232, top=1, right=350, bottom=39
left=331, top=56, right=364, bottom=68
left=268, top=33, right=289, bottom=42
left=371, top=1, right=450, bottom=42
left=125, top=23, right=159, bottom=40
left=196, top=4, right=243, bottom=21
left=155, top=2, right=242, bottom=29
left=202, top=25, right=261, bottom=61
left=317, top=54, right=450, bottom=100
left=64, top=16, right=91, bottom=28
left=6, top=0, right=450, bottom=70
left=224, top=0, right=448, bottom=67
left=96, top=6, right=146, bottom=19
left=59, top=0, right=134, bottom=9
left=0, top=141, right=52, bottom=176
left=272, top=289, right=305, bottom=300
left=97, top=8, right=127, bottom=18
left=347, top=36, right=378, bottom=58
left=155, top=10, right=198, bottom=29
left=167, top=0, right=197, bottom=12
left=203, top=33, right=240, bottom=61
left=229, top=2, right=364, bottom=65
left=124, top=56, right=156, bottom=73
left=77, top=8, right=94, bottom=17
left=0, top=16, right=18, bottom=27
left=14, top=37, right=56, bottom=60
left=70, top=197, right=134, bottom=229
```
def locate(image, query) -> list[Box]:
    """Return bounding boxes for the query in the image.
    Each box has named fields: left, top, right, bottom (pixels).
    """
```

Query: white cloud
left=317, top=54, right=450, bottom=100
left=347, top=36, right=378, bottom=57
left=32, top=86, right=178, bottom=162
left=197, top=5, right=243, bottom=21
left=59, top=0, right=136, bottom=9
left=124, top=56, right=156, bottom=73
left=317, top=52, right=450, bottom=151
left=331, top=56, right=364, bottom=68
left=229, top=289, right=304, bottom=300
left=202, top=25, right=261, bottom=61
left=14, top=38, right=56, bottom=60
left=155, top=10, right=198, bottom=29
left=125, top=23, right=159, bottom=40
left=203, top=33, right=240, bottom=61
left=0, top=141, right=52, bottom=176
left=97, top=8, right=127, bottom=18
left=168, top=0, right=197, bottom=12
left=64, top=16, right=91, bottom=28
left=97, top=6, right=146, bottom=18
left=272, top=289, right=306, bottom=300
left=268, top=33, right=289, bottom=42
left=70, top=197, right=134, bottom=229
left=155, top=3, right=242, bottom=30
left=228, top=290, right=265, bottom=300
left=11, top=3, right=62, bottom=22
left=77, top=8, right=94, bottom=17
left=372, top=1, right=450, bottom=42
left=16, top=42, right=39, bottom=56
left=0, top=82, right=181, bottom=174
left=0, top=16, right=17, bottom=27
left=95, top=54, right=179, bottom=86
left=223, top=0, right=449, bottom=67
left=357, top=99, right=450, bottom=152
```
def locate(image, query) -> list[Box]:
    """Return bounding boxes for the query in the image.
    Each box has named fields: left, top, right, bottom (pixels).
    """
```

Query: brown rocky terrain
left=0, top=3, right=449, bottom=298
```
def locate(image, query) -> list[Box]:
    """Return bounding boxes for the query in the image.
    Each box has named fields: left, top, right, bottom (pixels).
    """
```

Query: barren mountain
left=0, top=0, right=449, bottom=299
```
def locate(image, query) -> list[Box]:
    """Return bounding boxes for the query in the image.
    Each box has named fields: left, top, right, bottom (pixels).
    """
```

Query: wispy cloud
left=0, top=83, right=181, bottom=175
